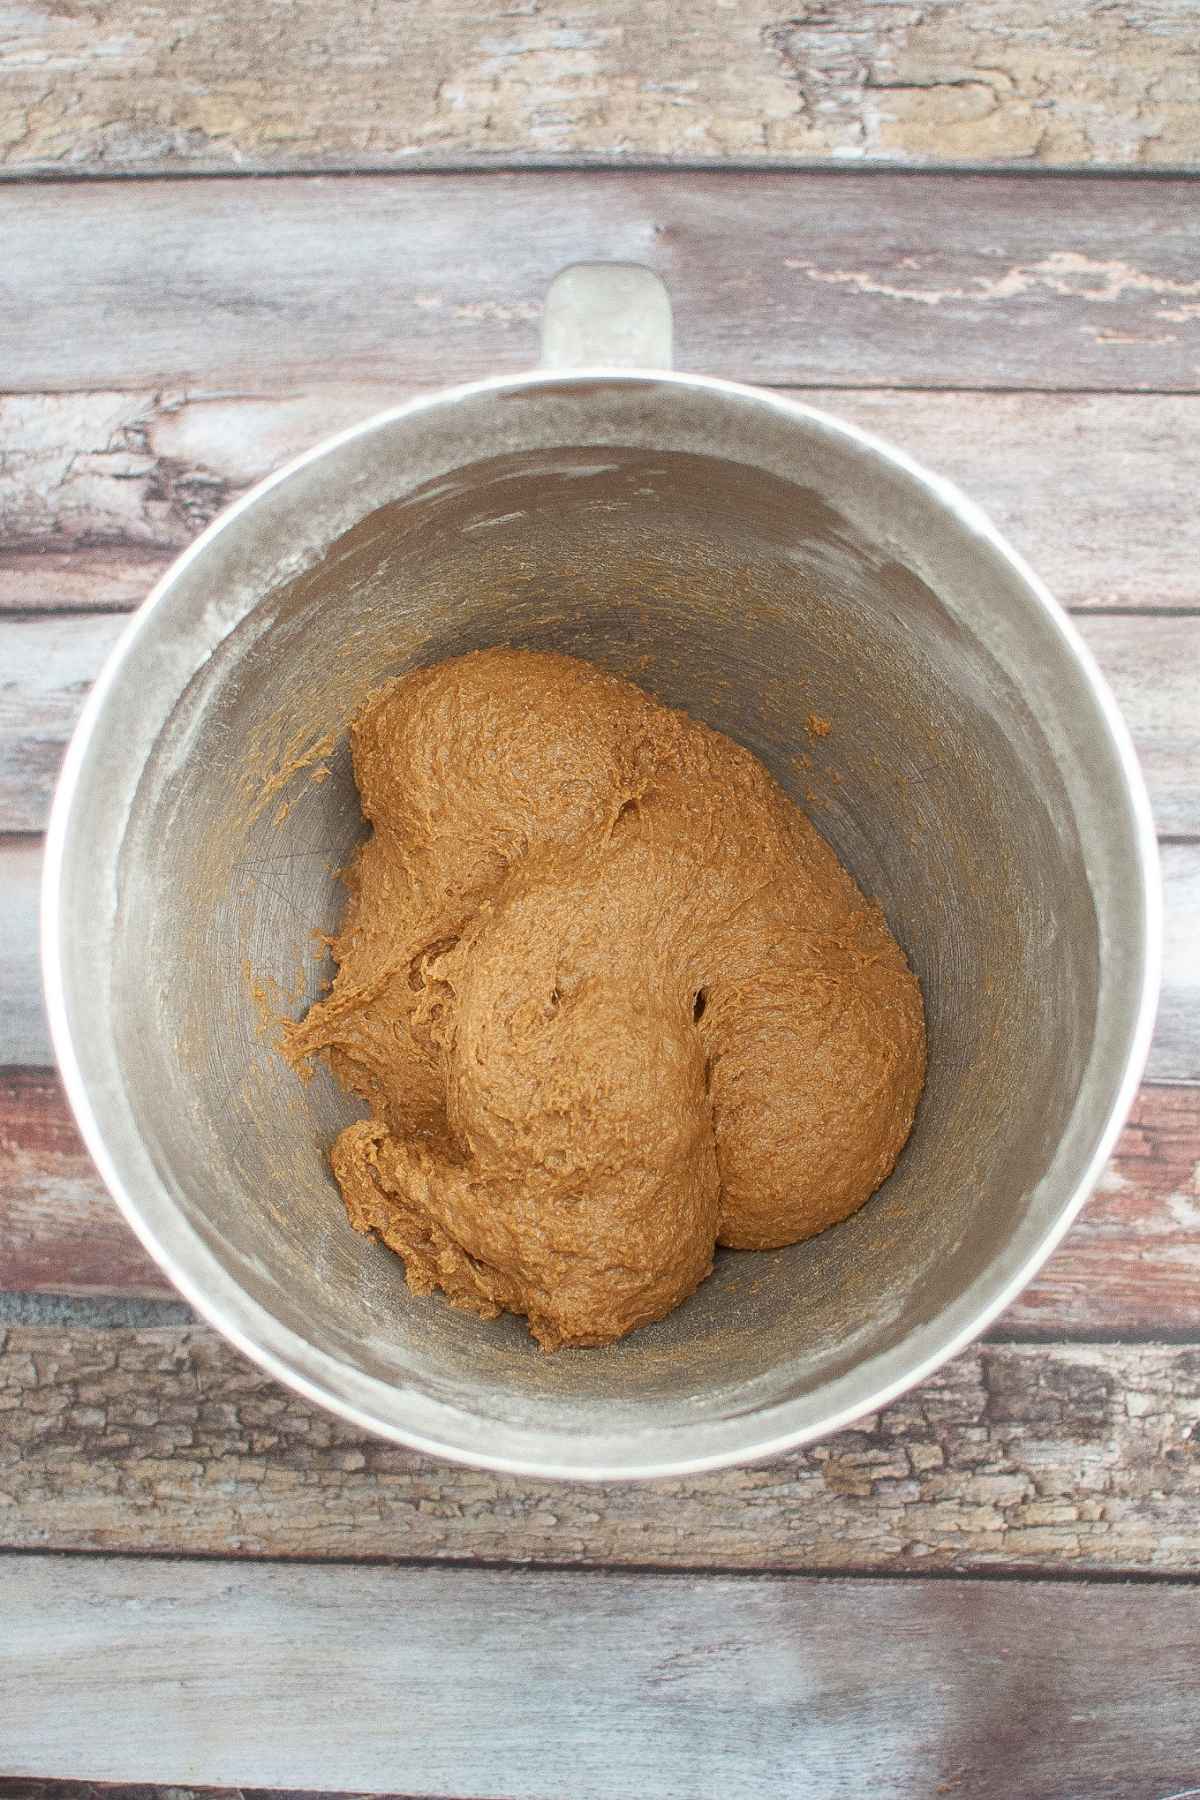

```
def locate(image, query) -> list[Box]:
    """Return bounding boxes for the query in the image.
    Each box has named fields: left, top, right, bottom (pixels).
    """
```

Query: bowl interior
left=54, top=380, right=1151, bottom=1473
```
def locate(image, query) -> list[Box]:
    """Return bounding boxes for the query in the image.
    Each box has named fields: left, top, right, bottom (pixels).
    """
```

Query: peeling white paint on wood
left=1, top=0, right=1197, bottom=175
left=3, top=173, right=1199, bottom=392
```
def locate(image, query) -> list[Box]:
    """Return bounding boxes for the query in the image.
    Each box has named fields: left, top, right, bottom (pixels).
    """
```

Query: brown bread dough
left=286, top=648, right=925, bottom=1350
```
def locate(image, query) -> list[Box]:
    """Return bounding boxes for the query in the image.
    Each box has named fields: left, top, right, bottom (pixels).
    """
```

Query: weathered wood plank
left=1159, top=840, right=1200, bottom=1087
left=0, top=836, right=46, bottom=1069
left=1007, top=1084, right=1200, bottom=1335
left=0, top=1070, right=170, bottom=1299
left=5, top=1555, right=1200, bottom=1797
left=2, top=608, right=1195, bottom=834
left=2, top=0, right=1197, bottom=175
left=0, top=614, right=125, bottom=831
left=3, top=1329, right=1198, bottom=1572
left=4, top=1070, right=1197, bottom=1338
left=5, top=838, right=1198, bottom=1081
left=1072, top=614, right=1200, bottom=838
left=4, top=172, right=1200, bottom=393
left=4, top=388, right=1198, bottom=613
left=0, top=548, right=168, bottom=614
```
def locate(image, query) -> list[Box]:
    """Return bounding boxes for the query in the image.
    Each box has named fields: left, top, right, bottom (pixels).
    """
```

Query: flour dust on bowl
left=43, top=271, right=1159, bottom=1479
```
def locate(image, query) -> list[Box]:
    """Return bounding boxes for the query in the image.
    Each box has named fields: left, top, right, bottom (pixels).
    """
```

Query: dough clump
left=286, top=648, right=925, bottom=1350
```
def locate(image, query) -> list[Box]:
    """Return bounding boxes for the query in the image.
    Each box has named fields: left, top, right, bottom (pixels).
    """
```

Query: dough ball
left=286, top=648, right=925, bottom=1349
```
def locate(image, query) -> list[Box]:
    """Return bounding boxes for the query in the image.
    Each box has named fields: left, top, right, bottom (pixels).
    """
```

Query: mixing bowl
left=43, top=264, right=1159, bottom=1478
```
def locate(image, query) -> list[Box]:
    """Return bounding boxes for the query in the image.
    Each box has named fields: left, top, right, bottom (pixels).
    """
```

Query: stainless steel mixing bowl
left=44, top=265, right=1159, bottom=1478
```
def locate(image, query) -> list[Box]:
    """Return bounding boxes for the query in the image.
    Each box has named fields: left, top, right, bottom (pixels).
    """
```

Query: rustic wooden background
left=2, top=4, right=1199, bottom=1797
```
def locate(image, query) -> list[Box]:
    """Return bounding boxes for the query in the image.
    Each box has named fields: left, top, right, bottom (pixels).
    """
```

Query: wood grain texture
left=4, top=1069, right=1198, bottom=1337
left=0, top=1789, right=427, bottom=1800
left=5, top=837, right=1198, bottom=1081
left=0, top=548, right=169, bottom=615
left=1159, top=841, right=1200, bottom=1086
left=1007, top=1084, right=1200, bottom=1335
left=0, top=837, right=46, bottom=1070
left=5, top=1555, right=1200, bottom=1798
left=2, top=1, right=1197, bottom=174
left=0, top=613, right=124, bottom=831
left=4, top=172, right=1200, bottom=393
left=2, top=607, right=1194, bottom=835
left=1071, top=613, right=1200, bottom=838
left=0, top=1071, right=169, bottom=1299
left=3, top=1327, right=1199, bottom=1572
left=4, top=388, right=1198, bottom=613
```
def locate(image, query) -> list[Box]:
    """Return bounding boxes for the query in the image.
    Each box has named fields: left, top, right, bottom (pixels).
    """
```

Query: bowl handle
left=539, top=262, right=674, bottom=371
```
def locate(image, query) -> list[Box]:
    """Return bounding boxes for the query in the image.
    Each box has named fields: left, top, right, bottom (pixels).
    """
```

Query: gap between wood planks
left=16, top=161, right=1200, bottom=199
left=10, top=1786, right=441, bottom=1800
left=7, top=161, right=1200, bottom=186
left=3, top=1292, right=1200, bottom=1348
left=3, top=1544, right=1200, bottom=1587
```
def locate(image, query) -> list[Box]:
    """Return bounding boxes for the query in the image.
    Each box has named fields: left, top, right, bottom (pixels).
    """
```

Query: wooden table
left=2, top=7, right=1199, bottom=1797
